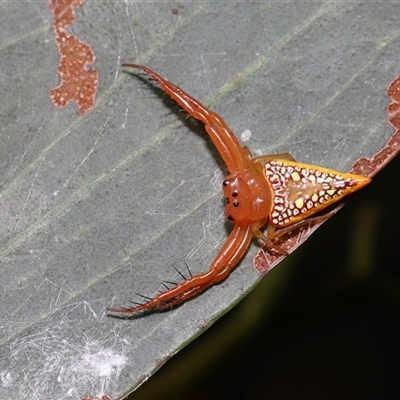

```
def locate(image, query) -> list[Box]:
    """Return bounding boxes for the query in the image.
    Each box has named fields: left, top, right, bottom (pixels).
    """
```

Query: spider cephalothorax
left=222, top=169, right=271, bottom=226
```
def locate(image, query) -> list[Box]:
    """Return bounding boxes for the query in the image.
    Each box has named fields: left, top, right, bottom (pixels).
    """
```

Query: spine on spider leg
left=107, top=272, right=211, bottom=315
left=122, top=63, right=249, bottom=173
left=107, top=225, right=253, bottom=316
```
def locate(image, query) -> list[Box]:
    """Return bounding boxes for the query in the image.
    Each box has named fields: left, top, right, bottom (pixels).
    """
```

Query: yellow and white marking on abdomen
left=264, top=160, right=369, bottom=227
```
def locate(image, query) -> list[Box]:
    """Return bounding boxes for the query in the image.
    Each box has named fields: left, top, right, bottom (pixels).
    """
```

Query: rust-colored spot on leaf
left=351, top=76, right=400, bottom=178
left=49, top=0, right=98, bottom=114
left=387, top=75, right=400, bottom=130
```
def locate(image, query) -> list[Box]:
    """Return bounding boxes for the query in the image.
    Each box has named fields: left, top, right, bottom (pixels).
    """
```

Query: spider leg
left=249, top=219, right=288, bottom=255
left=107, top=224, right=253, bottom=316
left=122, top=64, right=249, bottom=174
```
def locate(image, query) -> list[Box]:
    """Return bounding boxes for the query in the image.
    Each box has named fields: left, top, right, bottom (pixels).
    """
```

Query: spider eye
left=233, top=200, right=239, bottom=207
left=226, top=197, right=230, bottom=204
left=232, top=192, right=238, bottom=197
left=223, top=180, right=229, bottom=186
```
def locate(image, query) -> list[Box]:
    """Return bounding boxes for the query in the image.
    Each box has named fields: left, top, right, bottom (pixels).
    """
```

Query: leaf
left=0, top=2, right=398, bottom=399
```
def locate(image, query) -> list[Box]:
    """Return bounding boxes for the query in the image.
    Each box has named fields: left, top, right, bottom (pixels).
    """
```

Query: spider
left=108, top=64, right=370, bottom=316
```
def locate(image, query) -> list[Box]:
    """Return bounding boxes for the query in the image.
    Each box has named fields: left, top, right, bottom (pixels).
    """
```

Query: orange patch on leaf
left=49, top=0, right=98, bottom=114
left=387, top=75, right=400, bottom=131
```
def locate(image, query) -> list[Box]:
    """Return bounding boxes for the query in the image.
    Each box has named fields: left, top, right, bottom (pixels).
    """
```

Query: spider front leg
left=122, top=64, right=250, bottom=174
left=107, top=225, right=253, bottom=316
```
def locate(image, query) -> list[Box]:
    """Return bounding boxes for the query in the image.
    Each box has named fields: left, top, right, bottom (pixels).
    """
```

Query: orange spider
left=108, top=64, right=370, bottom=316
